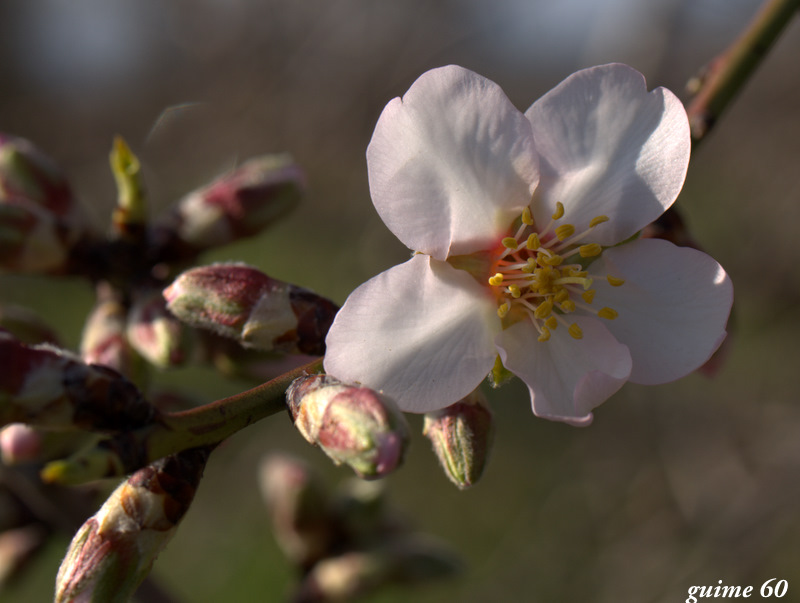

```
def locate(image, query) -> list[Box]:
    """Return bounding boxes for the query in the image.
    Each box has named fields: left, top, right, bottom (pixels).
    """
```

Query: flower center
left=488, top=202, right=622, bottom=342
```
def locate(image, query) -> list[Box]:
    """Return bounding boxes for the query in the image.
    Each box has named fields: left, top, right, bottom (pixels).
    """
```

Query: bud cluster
left=259, top=455, right=460, bottom=601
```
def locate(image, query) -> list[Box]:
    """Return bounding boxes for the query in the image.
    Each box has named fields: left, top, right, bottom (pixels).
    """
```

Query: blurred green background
left=1, top=0, right=799, bottom=601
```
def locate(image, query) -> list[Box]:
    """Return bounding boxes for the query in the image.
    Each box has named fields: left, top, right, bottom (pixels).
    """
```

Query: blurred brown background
left=1, top=0, right=799, bottom=601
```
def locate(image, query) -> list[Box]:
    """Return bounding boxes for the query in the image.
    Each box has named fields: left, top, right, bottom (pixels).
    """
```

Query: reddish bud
left=155, top=154, right=303, bottom=251
left=126, top=288, right=186, bottom=368
left=80, top=288, right=137, bottom=377
left=286, top=375, right=409, bottom=479
left=164, top=263, right=337, bottom=355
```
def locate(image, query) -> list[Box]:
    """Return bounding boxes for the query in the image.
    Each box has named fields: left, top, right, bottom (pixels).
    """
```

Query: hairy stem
left=685, top=0, right=799, bottom=145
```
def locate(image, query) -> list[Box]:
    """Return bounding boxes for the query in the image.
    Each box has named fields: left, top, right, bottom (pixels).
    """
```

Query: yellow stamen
left=502, top=237, right=518, bottom=250
left=537, top=327, right=551, bottom=342
left=521, top=206, right=534, bottom=225
left=526, top=233, right=540, bottom=250
left=508, top=284, right=521, bottom=298
left=598, top=307, right=618, bottom=320
left=568, top=323, right=583, bottom=339
left=579, top=243, right=602, bottom=258
left=552, top=202, right=565, bottom=220
left=497, top=302, right=510, bottom=318
left=545, top=316, right=558, bottom=330
left=589, top=215, right=609, bottom=228
left=543, top=254, right=563, bottom=266
left=581, top=289, right=596, bottom=304
left=488, top=273, right=504, bottom=286
left=560, top=299, right=576, bottom=313
left=534, top=299, right=553, bottom=319
left=555, top=224, right=575, bottom=241
left=606, top=275, right=625, bottom=287
left=554, top=289, right=569, bottom=303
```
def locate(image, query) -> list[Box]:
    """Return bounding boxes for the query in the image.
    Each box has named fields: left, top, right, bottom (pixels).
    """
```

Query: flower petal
left=496, top=316, right=632, bottom=426
left=324, top=254, right=500, bottom=412
left=591, top=238, right=733, bottom=384
left=525, top=64, right=690, bottom=245
left=367, top=65, right=539, bottom=260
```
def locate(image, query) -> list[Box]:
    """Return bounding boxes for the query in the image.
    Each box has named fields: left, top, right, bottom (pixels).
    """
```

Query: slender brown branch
left=686, top=0, right=799, bottom=145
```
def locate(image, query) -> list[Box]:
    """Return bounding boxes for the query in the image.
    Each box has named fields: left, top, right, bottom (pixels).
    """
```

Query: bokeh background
left=1, top=0, right=799, bottom=601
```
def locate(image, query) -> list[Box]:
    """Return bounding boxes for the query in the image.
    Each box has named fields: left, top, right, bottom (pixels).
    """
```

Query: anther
left=560, top=299, right=576, bottom=313
left=538, top=327, right=551, bottom=342
left=502, top=237, right=518, bottom=250
left=488, top=273, right=504, bottom=286
left=552, top=202, right=565, bottom=220
left=497, top=302, right=510, bottom=318
left=597, top=307, right=618, bottom=320
left=568, top=323, right=583, bottom=340
left=545, top=316, right=558, bottom=330
left=606, top=275, right=625, bottom=287
left=579, top=243, right=602, bottom=258
left=508, top=284, right=521, bottom=299
left=526, top=233, right=540, bottom=250
left=581, top=289, right=596, bottom=304
left=522, top=206, right=534, bottom=225
left=555, top=224, right=575, bottom=241
left=534, top=299, right=553, bottom=319
left=589, top=215, right=609, bottom=228
left=543, top=254, right=563, bottom=266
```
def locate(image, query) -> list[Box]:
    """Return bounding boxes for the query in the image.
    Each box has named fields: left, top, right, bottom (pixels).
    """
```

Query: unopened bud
left=258, top=454, right=334, bottom=567
left=80, top=288, right=136, bottom=377
left=109, top=136, right=147, bottom=238
left=0, top=134, right=77, bottom=217
left=0, top=134, right=84, bottom=273
left=55, top=447, right=210, bottom=603
left=422, top=389, right=493, bottom=489
left=156, top=154, right=303, bottom=250
left=0, top=199, right=71, bottom=272
left=164, top=263, right=338, bottom=355
left=126, top=288, right=185, bottom=368
left=286, top=375, right=409, bottom=479
left=0, top=422, right=89, bottom=466
left=0, top=331, right=155, bottom=432
left=0, top=524, right=49, bottom=587
left=294, top=536, right=460, bottom=603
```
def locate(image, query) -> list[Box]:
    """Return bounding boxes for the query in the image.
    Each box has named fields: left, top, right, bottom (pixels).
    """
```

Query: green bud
left=109, top=136, right=147, bottom=238
left=422, top=389, right=493, bottom=489
left=286, top=374, right=409, bottom=480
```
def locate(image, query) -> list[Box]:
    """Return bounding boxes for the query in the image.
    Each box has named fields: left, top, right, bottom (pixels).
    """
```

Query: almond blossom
left=323, top=64, right=733, bottom=426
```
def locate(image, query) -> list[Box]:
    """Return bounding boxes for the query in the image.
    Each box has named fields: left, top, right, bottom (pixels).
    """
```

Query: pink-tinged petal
left=496, top=317, right=632, bottom=426
left=324, top=254, right=499, bottom=412
left=591, top=238, right=733, bottom=385
left=525, top=64, right=690, bottom=245
left=367, top=65, right=539, bottom=260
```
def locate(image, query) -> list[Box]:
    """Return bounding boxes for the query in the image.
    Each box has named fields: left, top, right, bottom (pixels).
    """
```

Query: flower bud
left=0, top=199, right=70, bottom=272
left=164, top=263, right=338, bottom=355
left=0, top=134, right=76, bottom=216
left=293, top=536, right=460, bottom=603
left=80, top=288, right=137, bottom=377
left=422, top=389, right=493, bottom=489
left=258, top=454, right=334, bottom=567
left=286, top=375, right=409, bottom=479
left=55, top=447, right=210, bottom=603
left=0, top=524, right=49, bottom=587
left=155, top=154, right=303, bottom=252
left=0, top=134, right=85, bottom=273
left=126, top=288, right=185, bottom=368
left=0, top=422, right=88, bottom=466
left=0, top=330, right=155, bottom=432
